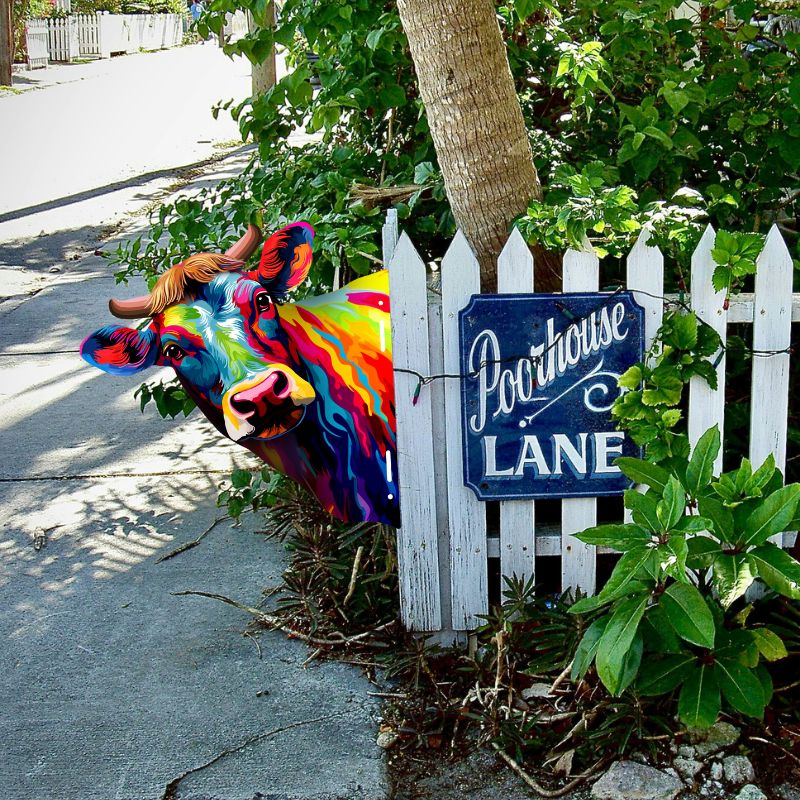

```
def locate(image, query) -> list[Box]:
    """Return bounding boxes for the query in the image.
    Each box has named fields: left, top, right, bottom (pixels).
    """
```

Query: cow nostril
left=231, top=397, right=257, bottom=418
left=272, top=372, right=289, bottom=398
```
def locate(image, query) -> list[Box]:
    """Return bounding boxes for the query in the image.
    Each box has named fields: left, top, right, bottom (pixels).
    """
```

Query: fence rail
left=385, top=214, right=798, bottom=638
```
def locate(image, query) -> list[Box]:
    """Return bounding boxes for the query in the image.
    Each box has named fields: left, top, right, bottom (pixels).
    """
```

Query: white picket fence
left=25, top=19, right=49, bottom=68
left=75, top=13, right=101, bottom=58
left=25, top=11, right=181, bottom=67
left=47, top=17, right=80, bottom=62
left=385, top=212, right=797, bottom=637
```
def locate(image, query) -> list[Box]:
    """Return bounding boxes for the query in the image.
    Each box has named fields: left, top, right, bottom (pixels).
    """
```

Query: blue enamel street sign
left=459, top=291, right=645, bottom=501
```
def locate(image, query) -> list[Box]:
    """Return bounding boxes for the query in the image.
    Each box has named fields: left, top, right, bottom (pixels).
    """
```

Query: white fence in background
left=75, top=13, right=101, bottom=58
left=47, top=17, right=79, bottom=62
left=223, top=10, right=248, bottom=41
left=25, top=19, right=49, bottom=68
left=25, top=11, right=181, bottom=67
left=385, top=213, right=797, bottom=637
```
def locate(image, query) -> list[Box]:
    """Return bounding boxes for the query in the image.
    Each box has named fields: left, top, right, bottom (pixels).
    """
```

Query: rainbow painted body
left=81, top=224, right=399, bottom=526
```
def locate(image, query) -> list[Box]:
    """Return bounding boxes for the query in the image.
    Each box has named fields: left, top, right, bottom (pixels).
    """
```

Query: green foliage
left=570, top=426, right=799, bottom=727
left=506, top=0, right=800, bottom=259
left=134, top=378, right=195, bottom=418
left=613, top=309, right=721, bottom=462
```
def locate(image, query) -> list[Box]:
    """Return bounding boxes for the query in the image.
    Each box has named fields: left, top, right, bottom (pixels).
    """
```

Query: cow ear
left=257, top=222, right=314, bottom=296
left=81, top=325, right=158, bottom=376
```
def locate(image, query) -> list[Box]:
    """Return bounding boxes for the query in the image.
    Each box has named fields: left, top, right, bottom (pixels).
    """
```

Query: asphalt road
left=1, top=44, right=251, bottom=217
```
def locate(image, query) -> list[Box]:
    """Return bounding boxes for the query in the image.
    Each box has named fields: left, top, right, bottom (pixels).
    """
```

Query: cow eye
left=163, top=344, right=185, bottom=362
left=254, top=291, right=272, bottom=313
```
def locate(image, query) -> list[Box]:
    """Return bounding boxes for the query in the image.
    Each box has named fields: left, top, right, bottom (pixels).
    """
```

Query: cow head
left=81, top=223, right=317, bottom=442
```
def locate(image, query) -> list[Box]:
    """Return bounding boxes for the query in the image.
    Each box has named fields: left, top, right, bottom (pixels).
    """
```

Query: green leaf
left=715, top=658, right=765, bottom=719
left=755, top=664, right=774, bottom=706
left=641, top=604, right=683, bottom=653
left=618, top=365, right=643, bottom=389
left=231, top=468, right=252, bottom=488
left=686, top=426, right=721, bottom=497
left=638, top=653, right=695, bottom=695
left=751, top=628, right=788, bottom=662
left=664, top=312, right=698, bottom=350
left=597, top=547, right=655, bottom=600
left=642, top=377, right=683, bottom=406
left=697, top=495, right=735, bottom=543
left=643, top=125, right=673, bottom=148
left=658, top=476, right=686, bottom=531
left=713, top=554, right=756, bottom=608
left=615, top=458, right=670, bottom=493
left=576, top=524, right=651, bottom=551
left=617, top=630, right=644, bottom=695
left=745, top=453, right=776, bottom=495
left=686, top=536, right=722, bottom=569
left=569, top=580, right=651, bottom=614
left=571, top=616, right=609, bottom=680
left=675, top=516, right=712, bottom=534
left=596, top=594, right=649, bottom=695
left=660, top=582, right=715, bottom=648
left=678, top=664, right=721, bottom=729
left=716, top=629, right=759, bottom=668
left=365, top=28, right=383, bottom=50
left=740, top=485, right=800, bottom=547
left=750, top=544, right=800, bottom=599
left=625, top=489, right=661, bottom=533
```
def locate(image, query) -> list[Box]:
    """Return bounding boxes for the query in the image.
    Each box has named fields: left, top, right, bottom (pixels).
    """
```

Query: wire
left=393, top=285, right=796, bottom=403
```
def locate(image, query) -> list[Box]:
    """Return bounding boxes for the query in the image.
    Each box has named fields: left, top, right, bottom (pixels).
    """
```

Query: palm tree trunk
left=396, top=0, right=559, bottom=290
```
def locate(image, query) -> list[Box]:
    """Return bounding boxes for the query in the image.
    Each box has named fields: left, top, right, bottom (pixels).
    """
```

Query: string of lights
left=393, top=285, right=796, bottom=404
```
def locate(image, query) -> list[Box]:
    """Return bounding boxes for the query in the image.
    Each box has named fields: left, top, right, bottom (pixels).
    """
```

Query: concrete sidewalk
left=0, top=153, right=388, bottom=799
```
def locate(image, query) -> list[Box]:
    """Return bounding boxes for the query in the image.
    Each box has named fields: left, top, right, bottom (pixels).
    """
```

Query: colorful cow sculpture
left=81, top=223, right=400, bottom=526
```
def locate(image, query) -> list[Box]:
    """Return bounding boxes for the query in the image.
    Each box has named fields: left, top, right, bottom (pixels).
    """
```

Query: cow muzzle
left=223, top=369, right=315, bottom=441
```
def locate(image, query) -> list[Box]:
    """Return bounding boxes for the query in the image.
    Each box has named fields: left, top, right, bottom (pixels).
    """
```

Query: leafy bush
left=571, top=426, right=799, bottom=727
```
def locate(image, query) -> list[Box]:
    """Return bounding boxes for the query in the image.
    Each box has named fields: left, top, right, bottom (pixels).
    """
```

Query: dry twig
left=156, top=516, right=229, bottom=563
left=492, top=742, right=608, bottom=798
left=172, top=589, right=395, bottom=647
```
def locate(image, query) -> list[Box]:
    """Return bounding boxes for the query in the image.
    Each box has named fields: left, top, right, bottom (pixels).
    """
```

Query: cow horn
left=107, top=225, right=263, bottom=319
left=108, top=295, right=153, bottom=319
left=225, top=223, right=262, bottom=261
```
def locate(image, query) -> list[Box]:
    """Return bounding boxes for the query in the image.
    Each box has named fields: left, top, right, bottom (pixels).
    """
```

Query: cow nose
left=229, top=372, right=291, bottom=419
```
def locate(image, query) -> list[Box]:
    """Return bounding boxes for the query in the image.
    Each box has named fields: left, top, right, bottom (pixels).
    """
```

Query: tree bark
left=396, top=0, right=558, bottom=290
left=249, top=5, right=276, bottom=98
left=0, top=0, right=12, bottom=87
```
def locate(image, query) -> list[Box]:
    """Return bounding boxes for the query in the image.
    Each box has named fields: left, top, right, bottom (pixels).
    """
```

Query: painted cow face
left=81, top=223, right=316, bottom=442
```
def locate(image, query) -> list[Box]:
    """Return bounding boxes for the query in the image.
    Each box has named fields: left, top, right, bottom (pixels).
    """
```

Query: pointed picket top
left=627, top=227, right=664, bottom=356
left=441, top=229, right=479, bottom=273
left=382, top=208, right=400, bottom=267
left=629, top=226, right=660, bottom=258
left=498, top=227, right=534, bottom=293
left=691, top=224, right=718, bottom=277
left=441, top=230, right=480, bottom=316
left=391, top=230, right=425, bottom=272
left=563, top=235, right=599, bottom=293
left=757, top=224, right=793, bottom=273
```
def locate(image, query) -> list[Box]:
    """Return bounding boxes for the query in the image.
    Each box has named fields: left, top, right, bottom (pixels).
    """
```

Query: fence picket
left=624, top=230, right=665, bottom=521
left=387, top=216, right=798, bottom=635
left=388, top=234, right=442, bottom=631
left=750, top=225, right=793, bottom=546
left=688, top=225, right=726, bottom=472
left=560, top=242, right=600, bottom=595
left=497, top=229, right=536, bottom=585
left=441, top=231, right=488, bottom=629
